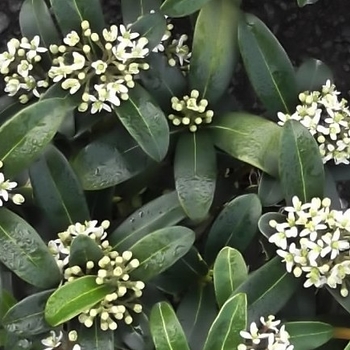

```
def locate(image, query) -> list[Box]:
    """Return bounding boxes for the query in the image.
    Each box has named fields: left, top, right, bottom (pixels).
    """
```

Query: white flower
left=240, top=322, right=268, bottom=345
left=17, top=59, right=33, bottom=77
left=49, top=64, right=73, bottom=82
left=61, top=78, right=81, bottom=94
left=63, top=30, right=80, bottom=46
left=20, top=35, right=47, bottom=60
left=321, top=229, right=350, bottom=259
left=260, top=315, right=281, bottom=332
left=71, top=51, right=86, bottom=70
left=0, top=169, right=20, bottom=207
left=4, top=77, right=21, bottom=96
left=0, top=38, right=19, bottom=73
left=269, top=223, right=289, bottom=250
left=173, top=34, right=191, bottom=66
left=41, top=330, right=63, bottom=350
left=91, top=60, right=108, bottom=75
left=130, top=37, right=149, bottom=59
left=103, top=25, right=118, bottom=42
left=117, top=25, right=139, bottom=46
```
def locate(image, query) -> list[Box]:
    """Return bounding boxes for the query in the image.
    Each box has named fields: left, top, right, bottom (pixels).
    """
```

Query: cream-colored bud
left=84, top=29, right=92, bottom=37
left=173, top=118, right=181, bottom=126
left=98, top=256, right=110, bottom=268
left=68, top=330, right=78, bottom=342
left=34, top=55, right=41, bottom=62
left=19, top=94, right=29, bottom=104
left=305, top=95, right=313, bottom=104
left=17, top=49, right=25, bottom=56
left=12, top=194, right=25, bottom=205
left=341, top=286, right=349, bottom=297
left=168, top=58, right=176, bottom=66
left=124, top=315, right=133, bottom=325
left=105, top=43, right=112, bottom=50
left=121, top=93, right=129, bottom=101
left=122, top=251, right=132, bottom=261
left=100, top=75, right=107, bottom=82
left=105, top=293, right=118, bottom=302
left=322, top=198, right=331, bottom=207
left=135, top=281, right=145, bottom=290
left=133, top=304, right=142, bottom=313
left=126, top=80, right=135, bottom=88
left=206, top=110, right=214, bottom=118
left=100, top=322, right=109, bottom=331
left=194, top=117, right=202, bottom=125
left=78, top=102, right=89, bottom=112
left=190, top=90, right=199, bottom=99
left=118, top=305, right=126, bottom=313
left=49, top=44, right=59, bottom=54
left=122, top=273, right=129, bottom=281
left=101, top=311, right=109, bottom=321
left=78, top=72, right=86, bottom=80
left=101, top=240, right=110, bottom=249
left=102, top=220, right=110, bottom=229
left=58, top=45, right=66, bottom=53
left=182, top=117, right=190, bottom=125
left=83, top=45, right=91, bottom=53
left=98, top=269, right=108, bottom=278
left=109, top=321, right=117, bottom=330
left=129, top=259, right=139, bottom=269
left=298, top=92, right=306, bottom=102
left=113, top=266, right=123, bottom=276
left=95, top=277, right=104, bottom=285
left=81, top=20, right=90, bottom=30
left=91, top=33, right=99, bottom=42
left=84, top=318, right=93, bottom=328
left=109, top=251, right=118, bottom=259
left=89, top=308, right=98, bottom=317
left=115, top=312, right=124, bottom=320
left=71, top=265, right=82, bottom=274
left=134, top=290, right=142, bottom=298
left=115, top=256, right=123, bottom=264
left=117, top=286, right=127, bottom=296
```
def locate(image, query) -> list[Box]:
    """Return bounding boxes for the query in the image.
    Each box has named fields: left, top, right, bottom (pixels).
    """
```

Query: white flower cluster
left=48, top=20, right=149, bottom=114
left=238, top=315, right=293, bottom=350
left=269, top=196, right=350, bottom=297
left=48, top=220, right=145, bottom=330
left=41, top=330, right=80, bottom=350
left=278, top=80, right=350, bottom=165
left=0, top=161, right=25, bottom=207
left=168, top=89, right=214, bottom=132
left=0, top=36, right=49, bottom=102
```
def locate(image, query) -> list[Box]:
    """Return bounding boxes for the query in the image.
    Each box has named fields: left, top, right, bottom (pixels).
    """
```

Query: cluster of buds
left=0, top=36, right=49, bottom=102
left=269, top=196, right=350, bottom=297
left=0, top=161, right=25, bottom=207
left=278, top=80, right=350, bottom=165
left=168, top=89, right=214, bottom=132
left=48, top=220, right=145, bottom=330
left=48, top=20, right=149, bottom=114
left=238, top=315, right=293, bottom=350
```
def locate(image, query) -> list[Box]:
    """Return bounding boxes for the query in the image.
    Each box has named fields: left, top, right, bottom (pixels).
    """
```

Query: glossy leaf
left=129, top=226, right=195, bottom=281
left=279, top=119, right=324, bottom=203
left=324, top=167, right=341, bottom=210
left=326, top=286, right=350, bottom=314
left=175, top=132, right=216, bottom=222
left=114, top=84, right=169, bottom=162
left=160, top=0, right=212, bottom=17
left=213, top=247, right=248, bottom=307
left=0, top=97, right=24, bottom=126
left=121, top=0, right=162, bottom=24
left=203, top=293, right=247, bottom=350
left=50, top=0, right=105, bottom=35
left=150, top=302, right=190, bottom=350
left=69, top=235, right=104, bottom=267
left=205, top=194, right=262, bottom=264
left=109, top=191, right=186, bottom=251
left=0, top=290, right=16, bottom=321
left=2, top=290, right=53, bottom=336
left=258, top=173, right=284, bottom=206
left=79, top=322, right=114, bottom=350
left=234, top=257, right=299, bottom=323
left=296, top=59, right=333, bottom=92
left=0, top=98, right=72, bottom=177
left=177, top=284, right=218, bottom=350
left=0, top=208, right=61, bottom=288
left=71, top=128, right=150, bottom=190
left=297, top=0, right=320, bottom=7
left=45, top=276, right=114, bottom=326
left=238, top=13, right=297, bottom=115
left=286, top=321, right=333, bottom=350
left=29, top=145, right=89, bottom=231
left=210, top=112, right=281, bottom=177
left=189, top=0, right=240, bottom=104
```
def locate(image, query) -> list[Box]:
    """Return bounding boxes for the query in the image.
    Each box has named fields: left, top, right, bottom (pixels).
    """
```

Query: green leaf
left=345, top=341, right=350, bottom=350
left=0, top=98, right=73, bottom=177
left=150, top=302, right=190, bottom=350
left=297, top=0, right=320, bottom=7
left=285, top=321, right=333, bottom=350
left=160, top=0, right=212, bottom=17
left=45, top=275, right=114, bottom=326
left=19, top=0, right=60, bottom=49
left=29, top=145, right=90, bottom=231
left=296, top=59, right=333, bottom=92
left=189, top=0, right=241, bottom=104
left=238, top=13, right=297, bottom=115
left=79, top=322, right=114, bottom=350
left=258, top=173, right=284, bottom=206
left=177, top=284, right=218, bottom=350
left=0, top=290, right=16, bottom=322
left=69, top=235, right=104, bottom=267
left=234, top=257, right=299, bottom=323
left=0, top=208, right=61, bottom=288
left=279, top=119, right=324, bottom=203
left=121, top=0, right=162, bottom=24
left=174, top=132, right=216, bottom=222
left=114, top=84, right=169, bottom=162
left=0, top=97, right=24, bottom=126
left=203, top=293, right=247, bottom=350
left=326, top=286, right=350, bottom=314
left=213, top=247, right=248, bottom=307
left=71, top=128, right=150, bottom=190
left=205, top=194, right=262, bottom=264
left=129, top=226, right=195, bottom=281
left=50, top=0, right=105, bottom=35
left=210, top=112, right=281, bottom=177
left=109, top=191, right=186, bottom=251
left=2, top=290, right=53, bottom=336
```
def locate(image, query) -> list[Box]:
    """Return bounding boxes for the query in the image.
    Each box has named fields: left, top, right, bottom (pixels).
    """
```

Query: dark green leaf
left=109, top=191, right=186, bottom=251
left=0, top=208, right=61, bottom=288
left=286, top=321, right=333, bottom=350
left=121, top=0, right=162, bottom=24
left=258, top=173, right=284, bottom=206
left=71, top=128, right=150, bottom=190
left=0, top=290, right=16, bottom=322
left=210, top=112, right=281, bottom=177
left=79, top=322, right=114, bottom=350
left=69, top=235, right=104, bottom=267
left=29, top=145, right=90, bottom=231
left=234, top=257, right=299, bottom=323
left=213, top=247, right=248, bottom=307
left=114, top=84, right=169, bottom=162
left=45, top=276, right=114, bottom=326
left=150, top=302, right=190, bottom=350
left=238, top=13, right=297, bottom=115
left=2, top=290, right=53, bottom=336
left=0, top=98, right=73, bottom=177
left=296, top=59, right=333, bottom=92
left=326, top=286, right=350, bottom=314
left=297, top=0, right=320, bottom=7
left=177, top=284, right=218, bottom=350
left=50, top=0, right=105, bottom=35
left=0, top=97, right=24, bottom=127
left=175, top=132, right=216, bottom=222
left=205, top=194, right=262, bottom=264
left=279, top=119, right=324, bottom=203
left=203, top=293, right=247, bottom=350
left=189, top=0, right=241, bottom=104
left=160, top=0, right=212, bottom=17
left=130, top=226, right=195, bottom=281
left=324, top=167, right=341, bottom=210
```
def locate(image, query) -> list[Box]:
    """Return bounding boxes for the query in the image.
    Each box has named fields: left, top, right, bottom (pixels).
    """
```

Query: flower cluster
left=48, top=20, right=149, bottom=114
left=0, top=36, right=49, bottom=102
left=238, top=315, right=293, bottom=350
left=278, top=80, right=350, bottom=165
left=0, top=161, right=25, bottom=207
left=269, top=196, right=350, bottom=297
left=41, top=330, right=81, bottom=350
left=48, top=220, right=145, bottom=330
left=168, top=89, right=214, bottom=132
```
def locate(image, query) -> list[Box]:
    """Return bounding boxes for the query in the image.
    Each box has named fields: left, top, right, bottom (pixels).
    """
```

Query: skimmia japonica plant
left=1, top=0, right=350, bottom=349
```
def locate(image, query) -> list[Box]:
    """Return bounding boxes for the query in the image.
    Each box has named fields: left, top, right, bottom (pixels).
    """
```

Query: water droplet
left=130, top=217, right=135, bottom=223
left=138, top=211, right=144, bottom=218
